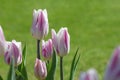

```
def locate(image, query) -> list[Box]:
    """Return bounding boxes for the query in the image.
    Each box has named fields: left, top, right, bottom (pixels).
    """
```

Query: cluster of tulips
left=0, top=8, right=80, bottom=80
left=0, top=8, right=120, bottom=80
left=31, top=9, right=71, bottom=80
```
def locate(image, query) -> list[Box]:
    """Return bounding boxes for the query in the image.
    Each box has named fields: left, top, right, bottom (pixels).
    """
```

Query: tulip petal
left=31, top=9, right=49, bottom=40
left=0, top=26, right=6, bottom=56
left=58, top=28, right=70, bottom=56
left=79, top=68, right=98, bottom=80
left=34, top=58, right=47, bottom=79
left=4, top=40, right=22, bottom=66
left=52, top=29, right=59, bottom=53
left=104, top=47, right=120, bottom=80
left=42, top=39, right=53, bottom=60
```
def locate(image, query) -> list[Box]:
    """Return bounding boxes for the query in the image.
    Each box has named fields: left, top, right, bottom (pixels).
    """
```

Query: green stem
left=60, top=57, right=63, bottom=80
left=37, top=40, right=40, bottom=59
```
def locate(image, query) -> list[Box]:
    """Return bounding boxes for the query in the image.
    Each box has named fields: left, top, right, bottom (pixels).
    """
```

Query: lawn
left=0, top=0, right=120, bottom=80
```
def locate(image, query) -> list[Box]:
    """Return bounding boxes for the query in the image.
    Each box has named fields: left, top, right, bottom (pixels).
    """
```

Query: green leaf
left=0, top=75, right=3, bottom=80
left=74, top=53, right=80, bottom=70
left=22, top=44, right=27, bottom=65
left=15, top=69, right=25, bottom=80
left=21, top=64, right=28, bottom=80
left=46, top=60, right=51, bottom=73
left=69, top=47, right=80, bottom=80
left=17, top=44, right=28, bottom=80
left=46, top=49, right=57, bottom=80
left=7, top=58, right=16, bottom=80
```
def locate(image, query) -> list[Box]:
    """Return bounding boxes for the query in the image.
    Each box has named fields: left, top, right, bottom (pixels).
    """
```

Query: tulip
left=104, top=47, right=120, bottom=80
left=34, top=58, right=47, bottom=80
left=0, top=26, right=6, bottom=56
left=31, top=9, right=49, bottom=40
left=4, top=40, right=22, bottom=66
left=51, top=27, right=70, bottom=57
left=42, top=39, right=53, bottom=60
left=79, top=68, right=98, bottom=80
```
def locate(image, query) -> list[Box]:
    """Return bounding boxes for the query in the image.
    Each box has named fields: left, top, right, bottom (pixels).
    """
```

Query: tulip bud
left=104, top=47, right=120, bottom=80
left=34, top=58, right=47, bottom=80
left=0, top=26, right=6, bottom=56
left=51, top=27, right=70, bottom=57
left=42, top=39, right=53, bottom=60
left=4, top=40, right=22, bottom=66
left=79, top=68, right=98, bottom=80
left=31, top=9, right=49, bottom=40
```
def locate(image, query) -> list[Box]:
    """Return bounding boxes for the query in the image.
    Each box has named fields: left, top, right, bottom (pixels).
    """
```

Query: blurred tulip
left=51, top=27, right=70, bottom=57
left=79, top=68, right=98, bottom=80
left=42, top=39, right=53, bottom=60
left=104, top=47, right=120, bottom=80
left=4, top=40, right=22, bottom=66
left=0, top=26, right=6, bottom=56
left=34, top=58, right=47, bottom=80
left=31, top=9, right=49, bottom=40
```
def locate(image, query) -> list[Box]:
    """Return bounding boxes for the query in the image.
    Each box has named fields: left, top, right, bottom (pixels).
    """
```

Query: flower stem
left=60, top=57, right=63, bottom=80
left=37, top=40, right=40, bottom=59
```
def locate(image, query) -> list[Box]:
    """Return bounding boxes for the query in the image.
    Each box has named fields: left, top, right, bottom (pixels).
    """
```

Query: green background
left=0, top=0, right=120, bottom=80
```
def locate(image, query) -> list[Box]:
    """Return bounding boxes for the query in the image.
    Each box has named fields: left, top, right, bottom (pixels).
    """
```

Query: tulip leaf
left=17, top=44, right=28, bottom=80
left=20, top=64, right=28, bottom=80
left=46, top=60, right=51, bottom=73
left=7, top=58, right=16, bottom=80
left=69, top=47, right=80, bottom=80
left=74, top=53, right=80, bottom=70
left=22, top=44, right=27, bottom=65
left=46, top=49, right=57, bottom=80
left=15, top=69, right=24, bottom=79
left=0, top=75, right=3, bottom=80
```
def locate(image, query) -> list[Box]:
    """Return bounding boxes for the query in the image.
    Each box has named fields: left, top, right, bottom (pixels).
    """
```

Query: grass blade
left=69, top=47, right=80, bottom=80
left=74, top=53, right=80, bottom=70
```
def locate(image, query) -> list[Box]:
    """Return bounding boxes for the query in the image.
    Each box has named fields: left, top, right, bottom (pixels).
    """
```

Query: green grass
left=0, top=0, right=120, bottom=80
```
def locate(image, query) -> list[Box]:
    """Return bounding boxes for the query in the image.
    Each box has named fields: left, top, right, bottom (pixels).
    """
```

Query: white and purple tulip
left=42, top=39, right=53, bottom=60
left=4, top=40, right=22, bottom=66
left=0, top=26, right=6, bottom=56
left=79, top=68, right=98, bottom=80
left=34, top=58, right=47, bottom=80
left=31, top=9, right=49, bottom=40
left=51, top=27, right=70, bottom=57
left=104, top=47, right=120, bottom=80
